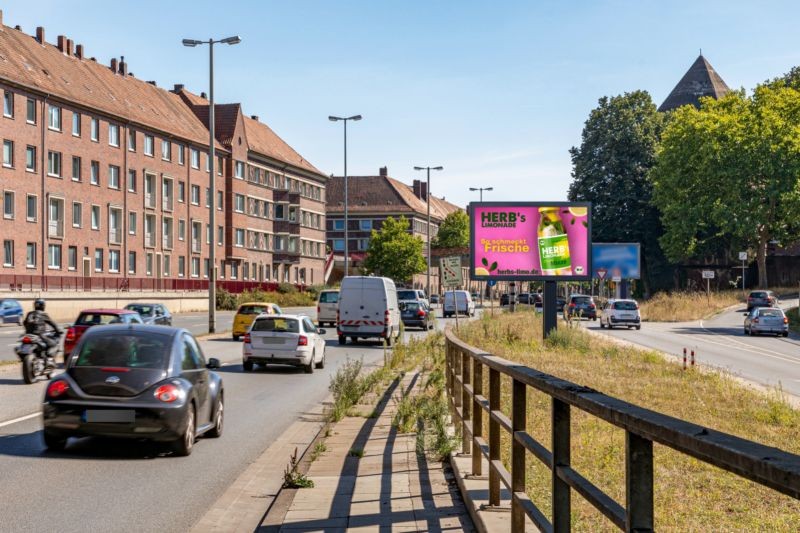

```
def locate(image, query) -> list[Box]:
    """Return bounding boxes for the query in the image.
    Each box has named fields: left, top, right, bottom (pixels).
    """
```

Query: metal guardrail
left=444, top=329, right=800, bottom=532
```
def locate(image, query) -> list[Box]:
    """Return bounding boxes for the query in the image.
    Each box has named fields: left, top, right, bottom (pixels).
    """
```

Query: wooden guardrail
left=444, top=329, right=800, bottom=532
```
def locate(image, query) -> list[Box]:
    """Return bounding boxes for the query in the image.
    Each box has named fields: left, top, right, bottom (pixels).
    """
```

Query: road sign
left=612, top=276, right=621, bottom=282
left=702, top=270, right=715, bottom=279
left=440, top=256, right=463, bottom=287
left=487, top=280, right=496, bottom=287
left=596, top=268, right=607, bottom=280
left=739, top=251, right=747, bottom=261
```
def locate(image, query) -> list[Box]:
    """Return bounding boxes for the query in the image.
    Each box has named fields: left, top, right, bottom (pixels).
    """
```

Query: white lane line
left=696, top=320, right=800, bottom=365
left=0, top=412, right=39, bottom=429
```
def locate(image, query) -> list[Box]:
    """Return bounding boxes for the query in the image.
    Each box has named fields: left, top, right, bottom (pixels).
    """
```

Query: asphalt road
left=583, top=298, right=800, bottom=398
left=0, top=311, right=465, bottom=533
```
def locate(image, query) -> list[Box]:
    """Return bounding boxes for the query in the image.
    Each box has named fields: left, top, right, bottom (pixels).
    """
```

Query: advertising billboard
left=470, top=202, right=591, bottom=281
left=591, top=243, right=641, bottom=280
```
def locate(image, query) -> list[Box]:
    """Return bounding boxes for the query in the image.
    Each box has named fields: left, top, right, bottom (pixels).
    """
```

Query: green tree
left=652, top=85, right=800, bottom=288
left=432, top=210, right=469, bottom=249
left=567, top=91, right=668, bottom=295
left=364, top=216, right=427, bottom=282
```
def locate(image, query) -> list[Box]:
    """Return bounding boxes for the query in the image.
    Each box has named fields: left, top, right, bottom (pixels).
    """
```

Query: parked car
left=518, top=293, right=541, bottom=306
left=243, top=314, right=326, bottom=373
left=744, top=306, right=789, bottom=336
left=64, top=309, right=144, bottom=359
left=397, top=289, right=430, bottom=309
left=534, top=295, right=565, bottom=312
left=430, top=294, right=440, bottom=305
left=42, top=325, right=224, bottom=456
left=337, top=276, right=401, bottom=345
left=564, top=294, right=597, bottom=321
left=500, top=293, right=518, bottom=306
left=124, top=303, right=172, bottom=326
left=0, top=298, right=23, bottom=325
left=600, top=299, right=641, bottom=330
left=470, top=292, right=479, bottom=302
left=747, top=290, right=778, bottom=311
left=400, top=300, right=433, bottom=330
left=232, top=302, right=282, bottom=341
left=443, top=290, right=475, bottom=317
left=316, top=289, right=340, bottom=327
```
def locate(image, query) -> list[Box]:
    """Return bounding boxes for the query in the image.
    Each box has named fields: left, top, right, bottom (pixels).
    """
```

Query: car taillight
left=22, top=335, right=32, bottom=344
left=298, top=335, right=308, bottom=346
left=784, top=317, right=789, bottom=324
left=569, top=303, right=576, bottom=308
left=154, top=384, right=181, bottom=403
left=243, top=333, right=251, bottom=344
left=417, top=310, right=426, bottom=318
left=589, top=304, right=596, bottom=309
left=317, top=305, right=320, bottom=314
left=635, top=305, right=640, bottom=310
left=753, top=318, right=759, bottom=323
left=748, top=297, right=753, bottom=301
left=385, top=309, right=390, bottom=325
left=65, top=327, right=76, bottom=342
left=47, top=380, right=69, bottom=398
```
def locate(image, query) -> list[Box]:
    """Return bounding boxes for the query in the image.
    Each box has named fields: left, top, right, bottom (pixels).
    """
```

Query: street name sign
left=702, top=270, right=715, bottom=279
left=739, top=251, right=747, bottom=261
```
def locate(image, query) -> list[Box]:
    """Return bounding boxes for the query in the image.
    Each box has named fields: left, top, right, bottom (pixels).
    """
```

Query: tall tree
left=363, top=216, right=427, bottom=283
left=432, top=210, right=469, bottom=249
left=568, top=91, right=667, bottom=295
left=652, top=85, right=800, bottom=287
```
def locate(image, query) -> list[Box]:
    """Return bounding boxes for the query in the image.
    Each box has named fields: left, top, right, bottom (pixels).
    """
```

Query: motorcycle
left=15, top=331, right=61, bottom=384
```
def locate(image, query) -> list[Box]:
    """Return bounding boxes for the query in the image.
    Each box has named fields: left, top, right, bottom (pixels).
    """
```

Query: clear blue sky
left=5, top=1, right=800, bottom=207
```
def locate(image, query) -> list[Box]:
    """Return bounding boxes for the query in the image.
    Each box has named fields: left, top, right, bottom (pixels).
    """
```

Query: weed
left=348, top=448, right=365, bottom=458
left=309, top=441, right=327, bottom=462
left=282, top=447, right=314, bottom=489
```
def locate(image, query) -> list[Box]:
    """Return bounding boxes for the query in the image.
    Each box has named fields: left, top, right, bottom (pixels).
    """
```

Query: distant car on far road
left=242, top=314, right=326, bottom=373
left=747, top=290, right=778, bottom=312
left=744, top=306, right=789, bottom=337
left=124, top=303, right=172, bottom=326
left=316, top=289, right=340, bottom=327
left=400, top=300, right=433, bottom=330
left=397, top=289, right=430, bottom=309
left=430, top=294, right=440, bottom=305
left=600, top=299, right=641, bottom=330
left=500, top=293, right=518, bottom=306
left=564, top=294, right=597, bottom=321
left=0, top=298, right=23, bottom=325
left=232, top=302, right=282, bottom=341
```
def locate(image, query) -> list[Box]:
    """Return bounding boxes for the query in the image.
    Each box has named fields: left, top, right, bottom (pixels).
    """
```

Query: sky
left=4, top=1, right=800, bottom=208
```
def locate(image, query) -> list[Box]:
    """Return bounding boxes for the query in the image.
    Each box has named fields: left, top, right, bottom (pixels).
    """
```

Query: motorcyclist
left=23, top=299, right=62, bottom=360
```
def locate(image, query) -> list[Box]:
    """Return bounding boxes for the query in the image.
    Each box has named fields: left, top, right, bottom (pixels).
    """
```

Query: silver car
left=744, top=307, right=789, bottom=337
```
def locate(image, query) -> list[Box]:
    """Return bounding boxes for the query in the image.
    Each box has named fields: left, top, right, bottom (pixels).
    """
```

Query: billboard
left=470, top=202, right=591, bottom=281
left=591, top=243, right=641, bottom=280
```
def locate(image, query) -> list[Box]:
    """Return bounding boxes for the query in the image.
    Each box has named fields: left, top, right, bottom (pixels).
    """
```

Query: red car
left=63, top=309, right=144, bottom=358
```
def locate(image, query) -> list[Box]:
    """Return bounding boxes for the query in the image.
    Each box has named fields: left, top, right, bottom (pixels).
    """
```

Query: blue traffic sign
left=487, top=280, right=497, bottom=287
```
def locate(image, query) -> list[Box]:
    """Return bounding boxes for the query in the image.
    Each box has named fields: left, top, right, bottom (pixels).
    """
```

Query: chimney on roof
left=119, top=56, right=127, bottom=76
left=147, top=80, right=157, bottom=86
left=35, top=26, right=45, bottom=44
left=379, top=166, right=388, bottom=177
left=110, top=57, right=118, bottom=73
left=412, top=179, right=423, bottom=199
left=57, top=35, right=66, bottom=53
left=200, top=91, right=207, bottom=99
left=251, top=115, right=259, bottom=121
left=15, top=25, right=21, bottom=31
left=66, top=39, right=74, bottom=56
left=173, top=83, right=185, bottom=92
left=75, top=44, right=83, bottom=59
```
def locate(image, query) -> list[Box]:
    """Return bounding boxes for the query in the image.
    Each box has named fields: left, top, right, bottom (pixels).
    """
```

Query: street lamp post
left=329, top=115, right=362, bottom=277
left=414, top=166, right=443, bottom=300
left=183, top=35, right=241, bottom=334
left=469, top=186, right=494, bottom=202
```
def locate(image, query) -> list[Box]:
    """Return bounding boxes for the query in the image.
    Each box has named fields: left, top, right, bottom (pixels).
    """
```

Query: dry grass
left=456, top=311, right=800, bottom=531
left=638, top=291, right=741, bottom=322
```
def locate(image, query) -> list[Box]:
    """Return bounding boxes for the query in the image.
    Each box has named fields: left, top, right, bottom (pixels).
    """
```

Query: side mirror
left=318, top=328, right=327, bottom=335
left=207, top=357, right=221, bottom=369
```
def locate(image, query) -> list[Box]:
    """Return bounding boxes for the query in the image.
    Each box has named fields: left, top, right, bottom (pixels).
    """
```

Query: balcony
left=144, top=233, right=156, bottom=248
left=163, top=234, right=173, bottom=250
left=144, top=192, right=156, bottom=209
left=162, top=196, right=173, bottom=212
left=272, top=220, right=300, bottom=234
left=192, top=240, right=201, bottom=254
left=109, top=228, right=122, bottom=245
left=48, top=219, right=63, bottom=239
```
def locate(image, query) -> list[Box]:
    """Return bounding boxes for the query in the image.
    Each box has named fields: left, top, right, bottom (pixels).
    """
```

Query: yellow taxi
left=232, top=302, right=283, bottom=340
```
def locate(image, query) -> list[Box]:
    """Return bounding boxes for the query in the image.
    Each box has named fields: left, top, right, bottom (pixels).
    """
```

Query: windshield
left=125, top=304, right=154, bottom=316
left=397, top=290, right=417, bottom=300
left=238, top=305, right=270, bottom=315
left=613, top=301, right=638, bottom=311
left=251, top=317, right=299, bottom=333
left=319, top=292, right=339, bottom=304
left=74, top=332, right=171, bottom=368
left=75, top=313, right=126, bottom=326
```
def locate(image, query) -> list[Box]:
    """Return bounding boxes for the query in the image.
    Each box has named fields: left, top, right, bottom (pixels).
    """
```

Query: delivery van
left=337, top=276, right=401, bottom=345
left=443, top=290, right=475, bottom=318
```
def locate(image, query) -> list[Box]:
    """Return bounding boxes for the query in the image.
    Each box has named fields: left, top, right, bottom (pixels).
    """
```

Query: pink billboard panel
left=470, top=202, right=591, bottom=281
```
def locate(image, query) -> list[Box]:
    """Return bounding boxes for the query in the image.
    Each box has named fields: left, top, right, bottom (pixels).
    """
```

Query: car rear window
left=75, top=313, right=126, bottom=326
left=403, top=302, right=421, bottom=312
left=319, top=292, right=339, bottom=304
left=126, top=304, right=154, bottom=316
left=251, top=317, right=299, bottom=333
left=74, top=332, right=171, bottom=368
left=572, top=297, right=592, bottom=305
left=239, top=305, right=270, bottom=315
left=613, top=301, right=638, bottom=311
left=750, top=292, right=768, bottom=298
left=397, top=290, right=417, bottom=300
left=759, top=309, right=783, bottom=317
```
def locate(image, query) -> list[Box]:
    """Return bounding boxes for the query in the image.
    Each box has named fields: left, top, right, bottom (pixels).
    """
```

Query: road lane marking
left=695, top=320, right=800, bottom=365
left=0, top=412, right=39, bottom=429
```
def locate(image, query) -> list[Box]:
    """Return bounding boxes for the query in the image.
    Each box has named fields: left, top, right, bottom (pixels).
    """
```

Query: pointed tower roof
left=658, top=55, right=730, bottom=112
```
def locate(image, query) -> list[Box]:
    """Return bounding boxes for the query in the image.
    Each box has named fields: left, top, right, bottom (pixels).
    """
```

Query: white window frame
left=26, top=194, right=37, bottom=222
left=91, top=204, right=101, bottom=230
left=108, top=123, right=120, bottom=147
left=49, top=105, right=63, bottom=131
left=72, top=202, right=82, bottom=228
left=144, top=134, right=154, bottom=156
left=90, top=117, right=99, bottom=141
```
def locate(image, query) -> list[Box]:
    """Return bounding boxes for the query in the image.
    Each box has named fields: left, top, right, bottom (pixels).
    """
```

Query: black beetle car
left=42, top=325, right=224, bottom=456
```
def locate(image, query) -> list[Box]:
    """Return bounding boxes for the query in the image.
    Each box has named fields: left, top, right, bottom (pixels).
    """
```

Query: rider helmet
left=34, top=298, right=46, bottom=311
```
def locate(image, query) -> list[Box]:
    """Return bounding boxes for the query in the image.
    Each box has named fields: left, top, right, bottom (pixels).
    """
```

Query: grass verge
left=638, top=291, right=741, bottom=322
left=787, top=307, right=800, bottom=335
left=456, top=310, right=800, bottom=530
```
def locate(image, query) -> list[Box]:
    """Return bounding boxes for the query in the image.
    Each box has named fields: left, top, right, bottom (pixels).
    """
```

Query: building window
left=190, top=185, right=200, bottom=205
left=2, top=240, right=12, bottom=266
left=26, top=194, right=36, bottom=222
left=68, top=246, right=77, bottom=270
left=47, top=151, right=61, bottom=177
left=26, top=242, right=36, bottom=268
left=144, top=134, right=154, bottom=156
left=109, top=165, right=120, bottom=189
left=72, top=112, right=81, bottom=136
left=217, top=225, right=223, bottom=246
left=235, top=228, right=245, bottom=247
left=205, top=188, right=210, bottom=208
left=274, top=204, right=285, bottom=220
left=108, top=123, right=120, bottom=146
left=163, top=254, right=171, bottom=276
left=109, top=207, right=122, bottom=244
left=128, top=129, right=136, bottom=151
left=217, top=156, right=223, bottom=176
left=90, top=160, right=99, bottom=184
left=128, top=211, right=137, bottom=235
left=72, top=202, right=82, bottom=227
left=144, top=215, right=156, bottom=247
left=217, top=190, right=223, bottom=211
left=90, top=117, right=99, bottom=141
left=91, top=205, right=101, bottom=230
left=333, top=239, right=344, bottom=251
left=46, top=104, right=61, bottom=130
left=191, top=148, right=200, bottom=169
left=206, top=224, right=211, bottom=244
left=128, top=169, right=137, bottom=192
left=161, top=139, right=171, bottom=161
left=192, top=221, right=202, bottom=253
left=48, top=244, right=61, bottom=269
left=3, top=140, right=13, bottom=167
left=48, top=198, right=64, bottom=238
left=230, top=262, right=239, bottom=280
left=162, top=217, right=173, bottom=249
left=26, top=98, right=35, bottom=124
left=178, top=181, right=185, bottom=203
left=71, top=156, right=81, bottom=181
left=235, top=161, right=245, bottom=178
left=191, top=257, right=200, bottom=277
left=3, top=91, right=12, bottom=118
left=235, top=194, right=245, bottom=213
left=25, top=146, right=35, bottom=172
left=128, top=251, right=136, bottom=274
left=3, top=191, right=14, bottom=219
left=178, top=256, right=185, bottom=277
left=177, top=145, right=185, bottom=165
left=94, top=248, right=103, bottom=272
left=178, top=219, right=185, bottom=241
left=359, top=220, right=373, bottom=231
left=162, top=178, right=173, bottom=211
left=109, top=250, right=120, bottom=273
left=146, top=253, right=153, bottom=276
left=144, top=173, right=156, bottom=208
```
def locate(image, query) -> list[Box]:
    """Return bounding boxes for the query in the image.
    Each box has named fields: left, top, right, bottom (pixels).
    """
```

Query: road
left=0, top=311, right=465, bottom=533
left=584, top=298, right=800, bottom=398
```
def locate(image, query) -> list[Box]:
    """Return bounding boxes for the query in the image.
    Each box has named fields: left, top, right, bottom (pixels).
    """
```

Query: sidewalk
left=261, top=371, right=474, bottom=532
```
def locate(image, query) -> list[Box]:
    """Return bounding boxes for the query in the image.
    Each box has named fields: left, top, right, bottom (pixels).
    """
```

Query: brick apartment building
left=325, top=167, right=461, bottom=276
left=0, top=13, right=327, bottom=289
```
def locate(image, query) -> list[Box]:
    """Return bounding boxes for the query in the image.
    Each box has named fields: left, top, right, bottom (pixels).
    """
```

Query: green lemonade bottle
left=537, top=207, right=572, bottom=275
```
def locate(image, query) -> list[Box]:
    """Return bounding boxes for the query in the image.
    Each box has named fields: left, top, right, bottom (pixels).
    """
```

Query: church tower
left=659, top=55, right=731, bottom=112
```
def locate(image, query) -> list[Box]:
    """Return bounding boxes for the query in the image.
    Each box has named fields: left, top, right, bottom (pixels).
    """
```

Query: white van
left=337, top=276, right=401, bottom=345
left=443, top=290, right=475, bottom=318
left=316, top=289, right=340, bottom=327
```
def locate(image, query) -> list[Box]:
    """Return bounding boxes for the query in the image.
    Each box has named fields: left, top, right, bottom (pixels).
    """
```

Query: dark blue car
left=0, top=299, right=23, bottom=325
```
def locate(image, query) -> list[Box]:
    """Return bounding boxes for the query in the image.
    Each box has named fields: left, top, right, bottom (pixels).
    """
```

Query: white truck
left=337, top=276, right=401, bottom=345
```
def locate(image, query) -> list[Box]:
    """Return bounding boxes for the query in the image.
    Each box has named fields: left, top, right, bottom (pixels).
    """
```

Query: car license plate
left=83, top=410, right=135, bottom=423
left=262, top=338, right=284, bottom=345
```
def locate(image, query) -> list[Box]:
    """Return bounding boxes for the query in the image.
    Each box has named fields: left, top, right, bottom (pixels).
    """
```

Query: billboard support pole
left=543, top=280, right=558, bottom=339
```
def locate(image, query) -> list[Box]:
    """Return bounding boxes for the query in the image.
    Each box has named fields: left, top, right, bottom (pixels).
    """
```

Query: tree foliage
left=652, top=85, right=800, bottom=288
left=432, top=210, right=469, bottom=249
left=567, top=90, right=668, bottom=294
left=363, top=216, right=427, bottom=282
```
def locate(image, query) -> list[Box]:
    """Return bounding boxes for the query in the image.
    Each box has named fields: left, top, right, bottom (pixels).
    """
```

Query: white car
left=242, top=314, right=327, bottom=373
left=600, top=299, right=641, bottom=330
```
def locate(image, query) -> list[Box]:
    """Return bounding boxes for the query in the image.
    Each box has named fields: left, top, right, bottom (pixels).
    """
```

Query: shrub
left=277, top=282, right=297, bottom=294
